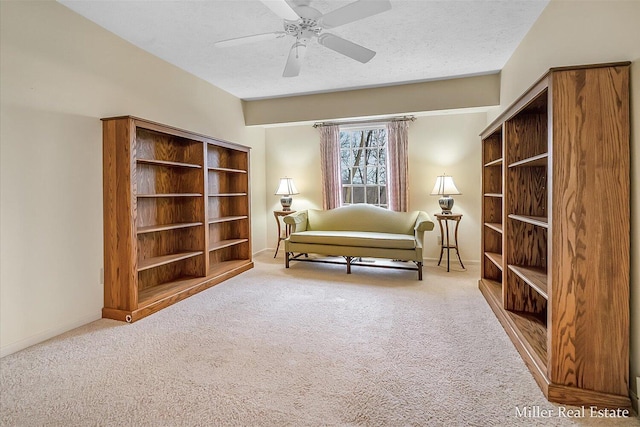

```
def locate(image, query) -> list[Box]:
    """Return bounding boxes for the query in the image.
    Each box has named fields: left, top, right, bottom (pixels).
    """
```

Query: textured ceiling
left=59, top=0, right=549, bottom=100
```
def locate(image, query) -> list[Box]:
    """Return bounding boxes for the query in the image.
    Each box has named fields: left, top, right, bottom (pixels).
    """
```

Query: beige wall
left=0, top=1, right=267, bottom=356
left=244, top=74, right=500, bottom=126
left=497, top=0, right=640, bottom=400
left=264, top=112, right=486, bottom=262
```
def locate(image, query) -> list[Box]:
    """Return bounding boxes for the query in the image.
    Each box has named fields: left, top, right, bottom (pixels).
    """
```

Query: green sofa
left=283, top=204, right=435, bottom=280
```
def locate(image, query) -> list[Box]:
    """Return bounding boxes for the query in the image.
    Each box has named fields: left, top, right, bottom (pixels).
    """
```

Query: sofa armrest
left=283, top=210, right=308, bottom=233
left=414, top=211, right=435, bottom=248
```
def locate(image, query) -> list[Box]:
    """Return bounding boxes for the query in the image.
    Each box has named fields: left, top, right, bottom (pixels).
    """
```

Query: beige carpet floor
left=1, top=253, right=638, bottom=426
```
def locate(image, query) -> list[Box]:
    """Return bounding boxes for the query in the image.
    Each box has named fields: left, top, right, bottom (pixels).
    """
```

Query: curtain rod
left=312, top=115, right=415, bottom=128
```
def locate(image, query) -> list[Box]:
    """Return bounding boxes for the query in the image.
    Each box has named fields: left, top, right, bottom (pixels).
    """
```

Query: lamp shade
left=274, top=177, right=299, bottom=196
left=430, top=175, right=461, bottom=196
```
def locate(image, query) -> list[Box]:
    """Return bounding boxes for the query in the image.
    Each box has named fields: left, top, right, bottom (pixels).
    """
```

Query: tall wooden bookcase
left=479, top=63, right=631, bottom=409
left=102, top=116, right=253, bottom=322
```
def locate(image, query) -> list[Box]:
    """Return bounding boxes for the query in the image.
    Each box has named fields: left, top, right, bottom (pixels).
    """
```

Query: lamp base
left=439, top=196, right=454, bottom=214
left=280, top=196, right=292, bottom=211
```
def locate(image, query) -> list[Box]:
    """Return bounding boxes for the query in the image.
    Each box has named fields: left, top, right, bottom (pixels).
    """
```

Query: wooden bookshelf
left=480, top=124, right=504, bottom=285
left=478, top=63, right=631, bottom=409
left=102, top=116, right=253, bottom=323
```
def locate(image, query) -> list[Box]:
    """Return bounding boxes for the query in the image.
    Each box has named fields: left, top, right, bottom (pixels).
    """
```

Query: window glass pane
left=341, top=167, right=350, bottom=184
left=355, top=133, right=361, bottom=147
left=365, top=149, right=378, bottom=165
left=352, top=186, right=364, bottom=204
left=378, top=148, right=386, bottom=165
left=366, top=167, right=378, bottom=184
left=351, top=167, right=363, bottom=184
left=342, top=187, right=352, bottom=204
left=353, top=149, right=364, bottom=167
left=364, top=131, right=373, bottom=148
left=366, top=186, right=379, bottom=205
left=340, top=149, right=350, bottom=167
left=380, top=186, right=387, bottom=205
left=340, top=133, right=350, bottom=150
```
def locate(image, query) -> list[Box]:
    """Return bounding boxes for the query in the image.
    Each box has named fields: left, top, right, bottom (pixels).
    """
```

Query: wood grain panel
left=481, top=128, right=503, bottom=289
left=483, top=196, right=502, bottom=224
left=547, top=384, right=632, bottom=410
left=208, top=195, right=249, bottom=218
left=505, top=102, right=548, bottom=165
left=507, top=309, right=547, bottom=372
left=137, top=227, right=204, bottom=262
left=208, top=218, right=250, bottom=244
left=483, top=225, right=502, bottom=254
left=137, top=256, right=203, bottom=292
left=207, top=145, right=248, bottom=171
left=102, top=118, right=138, bottom=311
left=209, top=241, right=251, bottom=264
left=137, top=164, right=202, bottom=195
left=483, top=130, right=503, bottom=164
left=510, top=153, right=548, bottom=168
left=505, top=269, right=547, bottom=315
left=483, top=166, right=502, bottom=195
left=136, top=128, right=202, bottom=165
left=505, top=219, right=547, bottom=269
left=508, top=265, right=548, bottom=300
left=507, top=166, right=547, bottom=217
left=549, top=65, right=630, bottom=395
left=208, top=170, right=248, bottom=194
left=136, top=198, right=200, bottom=228
left=483, top=256, right=502, bottom=282
left=137, top=251, right=203, bottom=271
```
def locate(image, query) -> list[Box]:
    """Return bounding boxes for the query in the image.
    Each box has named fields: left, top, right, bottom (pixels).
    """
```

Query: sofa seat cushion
left=289, top=230, right=416, bottom=250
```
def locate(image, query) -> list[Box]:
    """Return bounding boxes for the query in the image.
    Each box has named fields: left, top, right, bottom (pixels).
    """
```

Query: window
left=339, top=126, right=388, bottom=208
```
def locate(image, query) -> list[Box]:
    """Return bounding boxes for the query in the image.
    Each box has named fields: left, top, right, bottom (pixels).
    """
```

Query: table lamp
left=431, top=174, right=461, bottom=214
left=275, top=177, right=299, bottom=211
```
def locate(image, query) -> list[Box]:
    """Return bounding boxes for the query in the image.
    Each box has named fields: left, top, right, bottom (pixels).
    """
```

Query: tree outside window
left=339, top=126, right=388, bottom=208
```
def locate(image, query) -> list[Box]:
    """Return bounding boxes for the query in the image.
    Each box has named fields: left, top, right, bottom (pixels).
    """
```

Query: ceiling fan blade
left=259, top=0, right=300, bottom=21
left=317, top=33, right=375, bottom=63
left=320, top=0, right=391, bottom=29
left=283, top=42, right=306, bottom=77
left=214, top=31, right=286, bottom=48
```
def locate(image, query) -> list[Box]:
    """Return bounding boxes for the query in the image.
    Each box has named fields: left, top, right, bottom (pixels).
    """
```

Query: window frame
left=338, top=124, right=389, bottom=208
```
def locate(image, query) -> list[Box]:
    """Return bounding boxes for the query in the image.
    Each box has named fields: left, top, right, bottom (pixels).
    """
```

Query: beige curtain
left=319, top=125, right=341, bottom=210
left=387, top=121, right=410, bottom=212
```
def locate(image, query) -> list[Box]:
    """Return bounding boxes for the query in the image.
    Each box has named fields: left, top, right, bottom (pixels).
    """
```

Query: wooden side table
left=274, top=210, right=295, bottom=258
left=434, top=213, right=465, bottom=272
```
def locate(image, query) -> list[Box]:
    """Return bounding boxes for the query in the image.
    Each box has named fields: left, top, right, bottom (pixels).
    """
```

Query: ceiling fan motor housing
left=284, top=19, right=322, bottom=41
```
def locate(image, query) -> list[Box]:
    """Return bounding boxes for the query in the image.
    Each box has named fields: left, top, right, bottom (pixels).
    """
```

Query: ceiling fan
left=214, top=0, right=392, bottom=77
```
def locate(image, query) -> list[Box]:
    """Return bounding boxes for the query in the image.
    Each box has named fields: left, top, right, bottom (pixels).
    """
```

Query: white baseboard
left=253, top=248, right=272, bottom=256
left=0, top=312, right=101, bottom=358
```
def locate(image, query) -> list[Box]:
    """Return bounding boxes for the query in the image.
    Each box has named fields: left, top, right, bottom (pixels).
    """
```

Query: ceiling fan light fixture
left=218, top=0, right=392, bottom=77
left=283, top=42, right=307, bottom=77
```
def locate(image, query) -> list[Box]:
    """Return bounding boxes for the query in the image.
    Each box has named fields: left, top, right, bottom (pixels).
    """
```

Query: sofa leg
left=346, top=256, right=352, bottom=274
left=285, top=252, right=290, bottom=268
left=418, top=261, right=423, bottom=281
